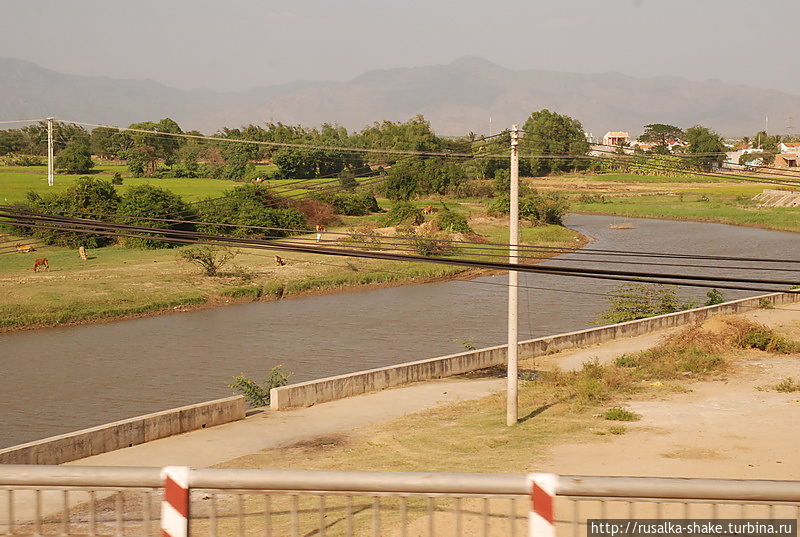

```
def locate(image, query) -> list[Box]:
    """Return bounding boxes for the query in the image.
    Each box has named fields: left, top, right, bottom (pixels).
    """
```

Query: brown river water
left=1, top=214, right=799, bottom=448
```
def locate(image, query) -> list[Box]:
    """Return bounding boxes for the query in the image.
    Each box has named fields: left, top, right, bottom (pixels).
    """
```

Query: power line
left=2, top=208, right=798, bottom=293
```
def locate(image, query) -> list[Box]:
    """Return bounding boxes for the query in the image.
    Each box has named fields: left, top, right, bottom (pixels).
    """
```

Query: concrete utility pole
left=47, top=117, right=54, bottom=187
left=506, top=124, right=520, bottom=427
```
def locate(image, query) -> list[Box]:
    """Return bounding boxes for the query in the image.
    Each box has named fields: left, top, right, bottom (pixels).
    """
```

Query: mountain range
left=1, top=56, right=797, bottom=137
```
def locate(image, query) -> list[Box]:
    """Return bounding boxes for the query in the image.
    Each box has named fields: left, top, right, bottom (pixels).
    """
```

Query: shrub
left=758, top=297, right=774, bottom=309
left=3, top=154, right=44, bottom=166
left=487, top=193, right=568, bottom=225
left=21, top=177, right=120, bottom=248
left=347, top=226, right=382, bottom=249
left=739, top=326, right=799, bottom=354
left=704, top=288, right=725, bottom=306
left=603, top=407, right=640, bottom=421
left=196, top=184, right=307, bottom=238
left=405, top=227, right=458, bottom=256
left=289, top=199, right=338, bottom=227
left=117, top=185, right=194, bottom=248
left=379, top=201, right=424, bottom=226
left=179, top=245, right=236, bottom=276
left=228, top=365, right=292, bottom=407
left=55, top=141, right=94, bottom=174
left=111, top=172, right=123, bottom=185
left=315, top=191, right=379, bottom=216
left=774, top=378, right=800, bottom=393
left=435, top=210, right=473, bottom=233
left=595, top=284, right=692, bottom=324
left=608, top=425, right=627, bottom=435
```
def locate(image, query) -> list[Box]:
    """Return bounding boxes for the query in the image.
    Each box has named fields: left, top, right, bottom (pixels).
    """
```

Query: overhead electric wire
left=6, top=203, right=800, bottom=270
left=2, top=208, right=798, bottom=294
left=58, top=119, right=515, bottom=160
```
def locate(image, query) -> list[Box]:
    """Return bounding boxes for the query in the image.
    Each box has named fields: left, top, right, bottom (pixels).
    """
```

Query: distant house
left=775, top=153, right=799, bottom=168
left=603, top=131, right=630, bottom=147
left=779, top=142, right=800, bottom=154
left=725, top=147, right=763, bottom=169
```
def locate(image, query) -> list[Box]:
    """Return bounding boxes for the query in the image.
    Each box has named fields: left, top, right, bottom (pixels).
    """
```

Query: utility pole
left=506, top=124, right=520, bottom=427
left=47, top=117, right=54, bottom=187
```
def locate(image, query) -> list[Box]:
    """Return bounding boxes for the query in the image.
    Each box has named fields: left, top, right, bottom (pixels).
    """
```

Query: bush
left=315, top=191, right=379, bottom=216
left=487, top=193, right=568, bottom=225
left=704, top=289, right=725, bottom=306
left=21, top=176, right=120, bottom=248
left=774, top=378, right=800, bottom=393
left=603, top=407, right=641, bottom=421
left=55, top=141, right=94, bottom=174
left=289, top=199, right=338, bottom=227
left=3, top=154, right=44, bottom=166
left=595, top=284, right=692, bottom=324
left=117, top=185, right=194, bottom=248
left=196, top=184, right=307, bottom=238
left=739, top=326, right=799, bottom=354
left=403, top=227, right=459, bottom=256
left=228, top=365, right=292, bottom=407
left=379, top=201, right=424, bottom=226
left=179, top=245, right=236, bottom=276
left=435, top=210, right=473, bottom=233
left=111, top=172, right=123, bottom=185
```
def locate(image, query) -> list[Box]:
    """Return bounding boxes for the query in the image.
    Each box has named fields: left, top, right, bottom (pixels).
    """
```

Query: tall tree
left=684, top=125, right=726, bottom=170
left=638, top=124, right=684, bottom=149
left=522, top=109, right=589, bottom=176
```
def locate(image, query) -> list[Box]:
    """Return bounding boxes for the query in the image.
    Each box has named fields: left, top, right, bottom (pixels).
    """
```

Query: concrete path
left=66, top=377, right=505, bottom=468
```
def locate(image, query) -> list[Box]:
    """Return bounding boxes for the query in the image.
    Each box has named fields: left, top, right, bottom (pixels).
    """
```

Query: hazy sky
left=2, top=0, right=797, bottom=94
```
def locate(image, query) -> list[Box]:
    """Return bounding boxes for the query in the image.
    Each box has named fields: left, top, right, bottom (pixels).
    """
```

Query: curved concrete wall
left=270, top=292, right=799, bottom=409
left=0, top=396, right=246, bottom=465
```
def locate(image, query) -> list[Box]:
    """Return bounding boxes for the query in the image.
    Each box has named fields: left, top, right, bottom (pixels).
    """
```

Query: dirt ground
left=544, top=305, right=800, bottom=480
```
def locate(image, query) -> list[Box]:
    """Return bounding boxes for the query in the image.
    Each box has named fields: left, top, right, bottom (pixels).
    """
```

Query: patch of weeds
left=608, top=425, right=627, bottom=435
left=758, top=297, right=774, bottom=309
left=739, top=327, right=799, bottom=354
left=615, top=354, right=638, bottom=368
left=774, top=378, right=800, bottom=393
left=603, top=407, right=641, bottom=421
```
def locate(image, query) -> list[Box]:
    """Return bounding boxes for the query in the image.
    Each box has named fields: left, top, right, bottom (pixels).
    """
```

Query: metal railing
left=1, top=465, right=799, bottom=537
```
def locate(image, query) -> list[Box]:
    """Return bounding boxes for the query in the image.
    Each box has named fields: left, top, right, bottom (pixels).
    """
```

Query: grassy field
left=3, top=166, right=799, bottom=330
left=527, top=173, right=800, bottom=233
left=0, top=208, right=583, bottom=330
left=0, top=163, right=281, bottom=203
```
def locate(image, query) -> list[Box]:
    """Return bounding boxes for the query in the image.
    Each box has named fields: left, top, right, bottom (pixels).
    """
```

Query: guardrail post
left=161, top=466, right=191, bottom=537
left=528, top=473, right=558, bottom=537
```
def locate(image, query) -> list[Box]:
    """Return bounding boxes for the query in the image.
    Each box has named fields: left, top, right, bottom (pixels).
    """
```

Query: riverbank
left=58, top=303, right=800, bottom=481
left=0, top=220, right=583, bottom=332
left=530, top=173, right=800, bottom=234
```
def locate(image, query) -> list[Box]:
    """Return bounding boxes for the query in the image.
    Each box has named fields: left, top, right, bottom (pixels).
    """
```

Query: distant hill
left=1, top=56, right=797, bottom=137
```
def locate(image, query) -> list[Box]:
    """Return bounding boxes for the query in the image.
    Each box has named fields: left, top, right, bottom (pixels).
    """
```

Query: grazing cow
left=421, top=205, right=434, bottom=215
left=32, top=258, right=49, bottom=272
left=16, top=243, right=35, bottom=253
left=274, top=255, right=285, bottom=266
left=79, top=246, right=88, bottom=260
left=315, top=224, right=327, bottom=243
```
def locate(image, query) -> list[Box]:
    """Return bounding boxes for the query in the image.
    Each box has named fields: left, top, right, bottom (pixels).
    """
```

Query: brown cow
left=16, top=243, right=35, bottom=253
left=274, top=255, right=285, bottom=266
left=32, top=258, right=49, bottom=272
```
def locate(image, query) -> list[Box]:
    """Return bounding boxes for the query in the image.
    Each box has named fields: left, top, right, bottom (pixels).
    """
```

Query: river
left=1, top=214, right=799, bottom=448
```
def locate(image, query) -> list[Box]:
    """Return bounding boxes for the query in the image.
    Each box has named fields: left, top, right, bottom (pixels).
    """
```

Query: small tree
left=55, top=141, right=94, bottom=173
left=595, top=284, right=691, bottom=324
left=228, top=365, right=292, bottom=407
left=179, top=245, right=236, bottom=276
